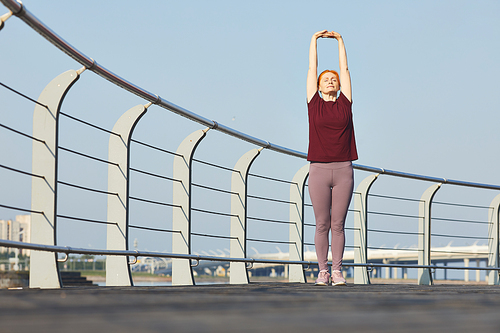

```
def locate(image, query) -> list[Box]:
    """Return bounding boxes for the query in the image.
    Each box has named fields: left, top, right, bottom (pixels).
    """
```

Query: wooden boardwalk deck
left=1, top=282, right=500, bottom=333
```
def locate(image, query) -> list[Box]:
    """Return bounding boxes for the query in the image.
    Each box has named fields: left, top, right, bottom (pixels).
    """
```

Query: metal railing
left=1, top=0, right=500, bottom=288
left=1, top=238, right=498, bottom=274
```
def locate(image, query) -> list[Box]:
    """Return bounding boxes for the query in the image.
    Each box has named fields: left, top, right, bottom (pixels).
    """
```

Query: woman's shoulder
left=338, top=91, right=352, bottom=105
left=307, top=91, right=321, bottom=105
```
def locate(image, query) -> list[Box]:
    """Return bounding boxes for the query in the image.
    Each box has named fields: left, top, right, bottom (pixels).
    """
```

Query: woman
left=307, top=30, right=357, bottom=286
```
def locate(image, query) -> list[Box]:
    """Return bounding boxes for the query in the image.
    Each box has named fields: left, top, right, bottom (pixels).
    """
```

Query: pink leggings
left=308, top=161, right=353, bottom=271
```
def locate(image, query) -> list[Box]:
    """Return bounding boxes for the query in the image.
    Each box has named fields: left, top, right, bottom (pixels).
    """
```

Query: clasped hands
left=313, top=30, right=342, bottom=40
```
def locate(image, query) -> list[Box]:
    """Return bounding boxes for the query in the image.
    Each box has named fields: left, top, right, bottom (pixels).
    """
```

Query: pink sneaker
left=331, top=270, right=346, bottom=286
left=315, top=270, right=331, bottom=286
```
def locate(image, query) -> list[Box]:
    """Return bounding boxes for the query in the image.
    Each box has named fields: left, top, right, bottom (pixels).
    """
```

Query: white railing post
left=30, top=69, right=80, bottom=289
left=172, top=128, right=208, bottom=285
left=288, top=164, right=309, bottom=283
left=353, top=174, right=378, bottom=284
left=106, top=103, right=150, bottom=286
left=487, top=193, right=500, bottom=285
left=417, top=183, right=441, bottom=285
left=229, top=148, right=261, bottom=284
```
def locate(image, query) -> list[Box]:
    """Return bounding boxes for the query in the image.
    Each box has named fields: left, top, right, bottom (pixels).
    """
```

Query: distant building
left=0, top=214, right=31, bottom=255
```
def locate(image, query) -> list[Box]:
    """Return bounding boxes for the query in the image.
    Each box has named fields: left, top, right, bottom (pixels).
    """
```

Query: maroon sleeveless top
left=307, top=91, right=358, bottom=162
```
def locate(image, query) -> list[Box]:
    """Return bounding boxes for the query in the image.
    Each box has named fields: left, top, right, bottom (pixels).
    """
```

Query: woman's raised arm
left=331, top=32, right=352, bottom=102
left=307, top=30, right=328, bottom=103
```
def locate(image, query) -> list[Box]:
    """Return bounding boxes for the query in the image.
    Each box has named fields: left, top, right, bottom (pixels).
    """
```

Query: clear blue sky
left=1, top=1, right=499, bottom=256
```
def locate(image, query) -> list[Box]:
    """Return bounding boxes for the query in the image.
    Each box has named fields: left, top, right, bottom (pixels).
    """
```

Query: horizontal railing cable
left=191, top=207, right=237, bottom=218
left=129, top=196, right=181, bottom=208
left=59, top=146, right=118, bottom=166
left=59, top=112, right=121, bottom=137
left=0, top=163, right=44, bottom=179
left=0, top=81, right=48, bottom=108
left=0, top=123, right=45, bottom=143
left=368, top=193, right=423, bottom=203
left=248, top=172, right=297, bottom=185
left=247, top=194, right=294, bottom=205
left=430, top=249, right=490, bottom=255
left=1, top=238, right=498, bottom=272
left=0, top=203, right=43, bottom=215
left=433, top=200, right=492, bottom=210
left=192, top=158, right=236, bottom=173
left=368, top=211, right=421, bottom=219
left=432, top=216, right=489, bottom=225
left=367, top=228, right=421, bottom=236
left=247, top=216, right=295, bottom=225
left=191, top=232, right=237, bottom=240
left=129, top=225, right=180, bottom=234
left=58, top=180, right=117, bottom=196
left=192, top=182, right=238, bottom=196
left=57, top=214, right=117, bottom=226
left=430, top=233, right=489, bottom=240
left=3, top=0, right=500, bottom=190
left=368, top=246, right=419, bottom=252
left=247, top=238, right=295, bottom=245
left=130, top=167, right=181, bottom=183
left=130, top=139, right=182, bottom=157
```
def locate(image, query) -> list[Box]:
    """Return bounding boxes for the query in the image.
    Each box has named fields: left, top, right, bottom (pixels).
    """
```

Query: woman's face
left=318, top=72, right=340, bottom=94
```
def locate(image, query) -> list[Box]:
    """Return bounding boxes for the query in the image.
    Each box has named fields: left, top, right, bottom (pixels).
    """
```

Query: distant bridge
left=135, top=243, right=488, bottom=284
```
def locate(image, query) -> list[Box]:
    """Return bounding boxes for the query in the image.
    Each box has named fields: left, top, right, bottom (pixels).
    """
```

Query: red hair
left=317, top=70, right=340, bottom=88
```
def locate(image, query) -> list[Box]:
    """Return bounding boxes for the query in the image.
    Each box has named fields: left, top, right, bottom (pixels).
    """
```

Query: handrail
left=1, top=239, right=498, bottom=272
left=2, top=0, right=500, bottom=191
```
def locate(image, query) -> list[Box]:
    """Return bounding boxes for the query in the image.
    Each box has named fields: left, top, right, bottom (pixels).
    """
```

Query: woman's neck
left=321, top=91, right=338, bottom=102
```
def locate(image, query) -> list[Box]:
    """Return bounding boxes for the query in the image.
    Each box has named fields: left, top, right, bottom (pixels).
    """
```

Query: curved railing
left=1, top=0, right=500, bottom=288
left=3, top=0, right=500, bottom=191
left=2, top=0, right=500, bottom=189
